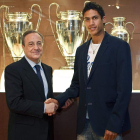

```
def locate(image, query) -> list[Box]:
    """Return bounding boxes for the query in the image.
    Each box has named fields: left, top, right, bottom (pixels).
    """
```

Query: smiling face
left=84, top=9, right=106, bottom=37
left=22, top=33, right=43, bottom=64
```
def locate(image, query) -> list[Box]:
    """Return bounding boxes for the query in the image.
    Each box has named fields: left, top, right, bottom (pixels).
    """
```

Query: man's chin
left=33, top=54, right=42, bottom=57
left=32, top=55, right=41, bottom=60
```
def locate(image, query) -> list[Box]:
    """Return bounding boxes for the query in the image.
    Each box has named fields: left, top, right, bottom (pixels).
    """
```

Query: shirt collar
left=25, top=56, right=43, bottom=70
left=90, top=39, right=101, bottom=45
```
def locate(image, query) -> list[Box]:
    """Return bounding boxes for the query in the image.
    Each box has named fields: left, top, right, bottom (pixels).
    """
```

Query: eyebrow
left=84, top=15, right=99, bottom=19
left=28, top=41, right=42, bottom=43
left=28, top=41, right=34, bottom=44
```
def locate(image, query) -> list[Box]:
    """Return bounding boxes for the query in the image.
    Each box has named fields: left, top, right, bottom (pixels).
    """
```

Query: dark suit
left=56, top=32, right=132, bottom=136
left=5, top=57, right=54, bottom=140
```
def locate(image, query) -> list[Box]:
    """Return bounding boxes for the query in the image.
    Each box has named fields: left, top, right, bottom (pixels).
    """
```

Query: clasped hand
left=44, top=98, right=74, bottom=116
left=44, top=98, right=58, bottom=116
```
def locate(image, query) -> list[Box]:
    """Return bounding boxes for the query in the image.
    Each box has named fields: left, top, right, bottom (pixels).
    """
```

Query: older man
left=5, top=30, right=57, bottom=140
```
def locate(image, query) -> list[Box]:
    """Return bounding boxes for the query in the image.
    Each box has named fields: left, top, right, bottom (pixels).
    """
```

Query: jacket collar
left=20, top=57, right=46, bottom=100
left=82, top=32, right=110, bottom=84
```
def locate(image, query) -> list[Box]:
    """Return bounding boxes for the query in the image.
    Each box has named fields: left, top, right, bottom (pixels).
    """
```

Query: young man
left=51, top=2, right=132, bottom=140
left=5, top=30, right=58, bottom=140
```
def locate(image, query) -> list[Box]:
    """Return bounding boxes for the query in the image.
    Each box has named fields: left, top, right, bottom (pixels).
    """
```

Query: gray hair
left=22, top=30, right=44, bottom=46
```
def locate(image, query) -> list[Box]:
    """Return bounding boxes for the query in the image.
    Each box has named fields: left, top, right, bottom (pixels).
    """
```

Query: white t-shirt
left=87, top=40, right=101, bottom=77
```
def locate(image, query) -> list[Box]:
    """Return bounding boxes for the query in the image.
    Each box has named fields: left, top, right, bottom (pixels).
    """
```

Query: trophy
left=105, top=17, right=135, bottom=43
left=0, top=4, right=42, bottom=62
left=49, top=3, right=86, bottom=69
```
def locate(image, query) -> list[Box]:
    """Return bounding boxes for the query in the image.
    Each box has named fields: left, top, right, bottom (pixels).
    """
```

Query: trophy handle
left=28, top=4, right=42, bottom=31
left=125, top=22, right=135, bottom=39
left=0, top=5, right=9, bottom=69
left=105, top=22, right=113, bottom=31
left=0, top=5, right=9, bottom=37
left=49, top=3, right=64, bottom=56
left=105, top=22, right=113, bottom=26
left=49, top=3, right=60, bottom=18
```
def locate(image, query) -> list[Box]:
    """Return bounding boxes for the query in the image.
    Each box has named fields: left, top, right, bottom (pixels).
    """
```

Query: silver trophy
left=0, top=4, right=42, bottom=62
left=105, top=17, right=135, bottom=43
left=49, top=3, right=86, bottom=69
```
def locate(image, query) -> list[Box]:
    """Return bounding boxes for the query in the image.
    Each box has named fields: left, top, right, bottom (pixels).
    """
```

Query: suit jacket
left=55, top=32, right=132, bottom=136
left=5, top=57, right=54, bottom=140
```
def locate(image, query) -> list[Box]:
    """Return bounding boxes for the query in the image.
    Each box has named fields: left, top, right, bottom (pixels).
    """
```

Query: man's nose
left=34, top=44, right=39, bottom=49
left=89, top=19, right=94, bottom=25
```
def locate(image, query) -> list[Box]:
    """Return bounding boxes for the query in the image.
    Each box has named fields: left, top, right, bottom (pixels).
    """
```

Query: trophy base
left=13, top=57, right=22, bottom=62
left=60, top=66, right=74, bottom=70
left=61, top=56, right=75, bottom=69
left=53, top=69, right=74, bottom=93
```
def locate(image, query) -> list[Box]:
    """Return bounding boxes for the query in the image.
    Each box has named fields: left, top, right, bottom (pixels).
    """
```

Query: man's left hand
left=104, top=130, right=117, bottom=140
left=62, top=99, right=74, bottom=109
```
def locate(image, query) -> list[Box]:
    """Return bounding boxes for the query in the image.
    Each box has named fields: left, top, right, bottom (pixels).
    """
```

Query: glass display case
left=0, top=0, right=139, bottom=92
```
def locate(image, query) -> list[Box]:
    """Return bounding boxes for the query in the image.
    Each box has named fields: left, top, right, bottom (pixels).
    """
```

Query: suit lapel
left=21, top=57, right=46, bottom=101
left=87, top=32, right=110, bottom=83
left=82, top=40, right=91, bottom=84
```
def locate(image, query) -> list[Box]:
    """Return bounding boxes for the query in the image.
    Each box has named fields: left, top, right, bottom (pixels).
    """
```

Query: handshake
left=44, top=98, right=74, bottom=116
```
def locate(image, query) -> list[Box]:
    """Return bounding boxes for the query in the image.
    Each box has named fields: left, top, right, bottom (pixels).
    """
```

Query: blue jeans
left=77, top=119, right=123, bottom=140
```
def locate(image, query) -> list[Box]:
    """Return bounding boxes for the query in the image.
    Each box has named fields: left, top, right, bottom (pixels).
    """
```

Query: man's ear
left=22, top=45, right=25, bottom=50
left=102, top=16, right=106, bottom=24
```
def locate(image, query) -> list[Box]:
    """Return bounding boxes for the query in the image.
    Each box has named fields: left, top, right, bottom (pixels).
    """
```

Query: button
left=87, top=87, right=91, bottom=89
left=88, top=103, right=92, bottom=105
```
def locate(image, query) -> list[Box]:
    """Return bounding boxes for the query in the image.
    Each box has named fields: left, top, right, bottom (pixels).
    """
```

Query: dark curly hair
left=82, top=2, right=105, bottom=19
